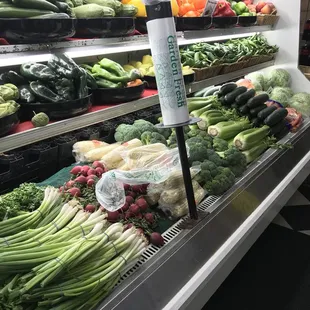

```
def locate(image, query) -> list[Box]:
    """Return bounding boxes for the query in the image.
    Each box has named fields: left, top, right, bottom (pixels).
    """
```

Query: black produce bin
left=54, top=134, right=78, bottom=169
left=0, top=152, right=24, bottom=187
left=135, top=108, right=156, bottom=123
left=96, top=120, right=121, bottom=143
left=74, top=126, right=100, bottom=141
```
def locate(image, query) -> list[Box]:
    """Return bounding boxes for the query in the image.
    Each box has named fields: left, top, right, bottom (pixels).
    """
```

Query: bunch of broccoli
left=193, top=160, right=235, bottom=196
left=114, top=119, right=171, bottom=144
left=167, top=127, right=190, bottom=148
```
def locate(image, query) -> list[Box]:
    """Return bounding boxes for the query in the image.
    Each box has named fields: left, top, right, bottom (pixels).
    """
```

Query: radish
left=127, top=191, right=136, bottom=198
left=124, top=223, right=133, bottom=231
left=144, top=213, right=154, bottom=224
left=121, top=203, right=129, bottom=212
left=136, top=197, right=148, bottom=211
left=123, top=183, right=131, bottom=191
left=100, top=206, right=106, bottom=212
left=150, top=232, right=164, bottom=246
left=67, top=187, right=81, bottom=197
left=135, top=213, right=143, bottom=219
left=125, top=196, right=134, bottom=205
left=87, top=168, right=96, bottom=176
left=66, top=180, right=75, bottom=188
left=70, top=166, right=82, bottom=175
left=136, top=228, right=144, bottom=235
left=87, top=179, right=95, bottom=187
left=129, top=204, right=140, bottom=215
left=95, top=167, right=104, bottom=177
left=59, top=186, right=64, bottom=192
left=131, top=185, right=144, bottom=193
left=92, top=160, right=104, bottom=169
left=86, top=175, right=96, bottom=181
left=107, top=211, right=119, bottom=222
left=124, top=212, right=134, bottom=220
left=85, top=204, right=96, bottom=213
left=80, top=165, right=90, bottom=176
left=75, top=175, right=87, bottom=184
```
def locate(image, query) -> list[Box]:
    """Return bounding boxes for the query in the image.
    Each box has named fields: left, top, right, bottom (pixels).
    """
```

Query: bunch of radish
left=104, top=183, right=164, bottom=247
left=59, top=161, right=107, bottom=213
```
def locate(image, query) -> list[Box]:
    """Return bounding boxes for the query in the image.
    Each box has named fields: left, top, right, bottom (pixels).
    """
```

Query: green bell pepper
left=233, top=2, right=248, bottom=15
left=20, top=62, right=55, bottom=82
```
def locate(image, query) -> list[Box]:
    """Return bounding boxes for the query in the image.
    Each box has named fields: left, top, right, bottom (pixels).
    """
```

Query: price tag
left=203, top=0, right=218, bottom=16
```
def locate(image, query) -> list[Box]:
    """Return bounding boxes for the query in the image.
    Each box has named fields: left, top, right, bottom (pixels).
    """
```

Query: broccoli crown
left=218, top=146, right=247, bottom=177
left=167, top=131, right=177, bottom=147
left=206, top=149, right=224, bottom=166
left=157, top=127, right=172, bottom=139
left=133, top=119, right=157, bottom=133
left=114, top=124, right=141, bottom=142
left=141, top=131, right=167, bottom=145
left=201, top=160, right=218, bottom=178
left=204, top=166, right=235, bottom=196
left=188, top=128, right=200, bottom=138
left=213, top=137, right=229, bottom=152
left=187, top=136, right=212, bottom=149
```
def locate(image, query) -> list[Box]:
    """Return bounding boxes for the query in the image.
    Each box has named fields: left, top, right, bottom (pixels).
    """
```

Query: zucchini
left=217, top=83, right=237, bottom=97
left=257, top=105, right=277, bottom=120
left=29, top=12, right=70, bottom=18
left=249, top=104, right=267, bottom=117
left=12, top=0, right=60, bottom=12
left=239, top=104, right=249, bottom=115
left=275, top=126, right=290, bottom=140
left=0, top=7, right=54, bottom=17
left=247, top=93, right=269, bottom=109
left=204, top=86, right=221, bottom=97
left=194, top=86, right=214, bottom=97
left=231, top=103, right=238, bottom=110
left=72, top=4, right=115, bottom=17
left=224, top=86, right=247, bottom=105
left=264, top=108, right=288, bottom=127
left=118, top=4, right=137, bottom=16
left=269, top=120, right=287, bottom=136
left=187, top=97, right=216, bottom=112
left=235, top=89, right=255, bottom=106
left=84, top=0, right=122, bottom=14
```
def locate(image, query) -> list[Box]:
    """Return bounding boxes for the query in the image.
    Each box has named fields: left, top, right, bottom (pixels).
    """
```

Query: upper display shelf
left=0, top=25, right=273, bottom=67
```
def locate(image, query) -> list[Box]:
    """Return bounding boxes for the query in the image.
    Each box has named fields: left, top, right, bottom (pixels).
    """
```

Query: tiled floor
left=203, top=187, right=310, bottom=310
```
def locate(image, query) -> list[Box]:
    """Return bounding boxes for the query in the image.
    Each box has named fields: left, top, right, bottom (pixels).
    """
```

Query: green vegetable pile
left=0, top=0, right=137, bottom=18
left=0, top=183, right=45, bottom=221
left=0, top=83, right=20, bottom=118
left=0, top=53, right=89, bottom=106
left=180, top=34, right=278, bottom=68
left=81, top=58, right=142, bottom=89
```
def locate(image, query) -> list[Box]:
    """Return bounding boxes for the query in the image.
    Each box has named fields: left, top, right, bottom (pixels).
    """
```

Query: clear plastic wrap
left=72, top=140, right=108, bottom=162
left=96, top=146, right=183, bottom=211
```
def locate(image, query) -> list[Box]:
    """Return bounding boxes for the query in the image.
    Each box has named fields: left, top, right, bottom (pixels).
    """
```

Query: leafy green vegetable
left=141, top=131, right=167, bottom=145
left=289, top=92, right=310, bottom=116
left=265, top=69, right=291, bottom=89
left=0, top=183, right=45, bottom=220
left=246, top=72, right=265, bottom=91
left=270, top=87, right=294, bottom=107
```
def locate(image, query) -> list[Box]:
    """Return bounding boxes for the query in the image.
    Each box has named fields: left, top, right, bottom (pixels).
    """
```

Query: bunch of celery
left=0, top=194, right=147, bottom=310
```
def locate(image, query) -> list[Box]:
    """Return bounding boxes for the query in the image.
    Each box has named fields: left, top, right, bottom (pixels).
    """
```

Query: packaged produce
left=265, top=68, right=291, bottom=89
left=289, top=93, right=310, bottom=117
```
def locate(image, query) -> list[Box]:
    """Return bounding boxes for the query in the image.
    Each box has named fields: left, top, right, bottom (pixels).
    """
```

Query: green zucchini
left=224, top=86, right=247, bottom=105
left=264, top=108, right=288, bottom=127
left=257, top=105, right=277, bottom=120
left=231, top=103, right=238, bottom=110
left=235, top=89, right=255, bottom=106
left=274, top=126, right=290, bottom=140
left=204, top=86, right=221, bottom=97
left=0, top=7, right=54, bottom=17
left=29, top=12, right=70, bottom=18
left=72, top=4, right=115, bottom=18
left=84, top=0, right=122, bottom=14
left=12, top=0, right=60, bottom=12
left=217, top=83, right=237, bottom=97
left=269, top=120, right=287, bottom=136
left=194, top=86, right=214, bottom=97
left=247, top=93, right=269, bottom=109
left=118, top=4, right=137, bottom=16
left=250, top=105, right=266, bottom=117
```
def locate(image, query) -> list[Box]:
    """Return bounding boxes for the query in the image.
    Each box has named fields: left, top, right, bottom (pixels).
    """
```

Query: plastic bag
left=159, top=186, right=205, bottom=220
left=95, top=147, right=182, bottom=211
left=145, top=183, right=165, bottom=206
left=72, top=140, right=108, bottom=162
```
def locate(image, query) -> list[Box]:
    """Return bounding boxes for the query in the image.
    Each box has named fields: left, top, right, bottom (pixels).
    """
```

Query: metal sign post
left=144, top=0, right=198, bottom=220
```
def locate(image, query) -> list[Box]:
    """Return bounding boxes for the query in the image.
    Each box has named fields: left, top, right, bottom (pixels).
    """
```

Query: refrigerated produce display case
left=0, top=0, right=309, bottom=309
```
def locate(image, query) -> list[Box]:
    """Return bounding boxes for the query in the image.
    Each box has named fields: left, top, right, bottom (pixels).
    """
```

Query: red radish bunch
left=150, top=232, right=164, bottom=246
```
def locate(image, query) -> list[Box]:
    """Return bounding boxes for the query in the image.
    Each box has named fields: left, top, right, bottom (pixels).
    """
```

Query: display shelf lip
left=0, top=61, right=273, bottom=153
left=0, top=25, right=273, bottom=67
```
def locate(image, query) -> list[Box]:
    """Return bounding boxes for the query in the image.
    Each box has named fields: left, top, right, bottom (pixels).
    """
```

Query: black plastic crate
left=74, top=126, right=100, bottom=141
left=54, top=134, right=77, bottom=169
left=0, top=152, right=24, bottom=185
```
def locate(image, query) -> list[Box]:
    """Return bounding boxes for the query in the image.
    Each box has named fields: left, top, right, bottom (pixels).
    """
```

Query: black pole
left=175, top=126, right=198, bottom=220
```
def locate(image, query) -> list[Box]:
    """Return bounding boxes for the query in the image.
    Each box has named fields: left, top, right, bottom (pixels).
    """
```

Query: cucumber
left=275, top=126, right=290, bottom=140
left=204, top=86, right=221, bottom=97
left=250, top=105, right=266, bottom=117
left=247, top=93, right=269, bottom=109
left=264, top=108, right=288, bottom=127
left=235, top=89, right=255, bottom=106
left=224, top=86, right=247, bottom=105
left=118, top=4, right=137, bottom=16
left=194, top=86, right=214, bottom=97
left=218, top=83, right=237, bottom=97
left=0, top=7, right=54, bottom=17
left=12, top=0, right=59, bottom=12
left=239, top=104, right=249, bottom=115
left=29, top=12, right=70, bottom=18
left=269, top=120, right=287, bottom=136
left=257, top=105, right=277, bottom=120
